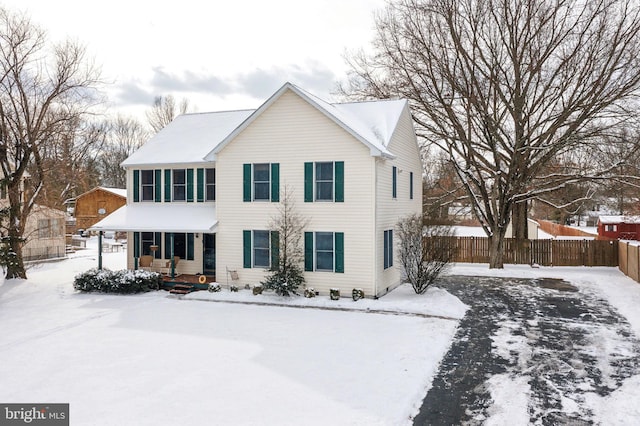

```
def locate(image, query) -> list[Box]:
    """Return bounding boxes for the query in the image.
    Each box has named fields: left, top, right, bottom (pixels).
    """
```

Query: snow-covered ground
left=1, top=238, right=640, bottom=425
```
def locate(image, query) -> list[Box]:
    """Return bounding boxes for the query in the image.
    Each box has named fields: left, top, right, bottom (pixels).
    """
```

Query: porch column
left=98, top=231, right=103, bottom=270
left=170, top=232, right=175, bottom=279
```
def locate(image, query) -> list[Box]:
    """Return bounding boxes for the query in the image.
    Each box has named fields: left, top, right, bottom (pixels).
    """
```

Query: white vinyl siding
left=216, top=90, right=375, bottom=295
left=374, top=105, right=422, bottom=296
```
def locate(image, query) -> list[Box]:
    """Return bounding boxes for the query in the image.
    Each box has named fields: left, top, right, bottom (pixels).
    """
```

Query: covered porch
left=90, top=203, right=218, bottom=287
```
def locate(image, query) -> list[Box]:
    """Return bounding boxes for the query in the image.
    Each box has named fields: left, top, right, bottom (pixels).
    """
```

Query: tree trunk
left=5, top=230, right=26, bottom=279
left=488, top=233, right=505, bottom=269
left=5, top=186, right=27, bottom=279
left=511, top=200, right=528, bottom=240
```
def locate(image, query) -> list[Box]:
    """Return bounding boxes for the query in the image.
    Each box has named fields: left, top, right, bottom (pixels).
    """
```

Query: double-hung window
left=252, top=230, right=271, bottom=268
left=304, top=231, right=344, bottom=273
left=384, top=230, right=393, bottom=269
left=243, top=163, right=280, bottom=202
left=141, top=170, right=154, bottom=201
left=315, top=162, right=334, bottom=201
left=304, top=161, right=344, bottom=202
left=206, top=168, right=216, bottom=201
left=243, top=230, right=279, bottom=269
left=173, top=169, right=186, bottom=201
left=253, top=164, right=270, bottom=201
left=315, top=232, right=334, bottom=271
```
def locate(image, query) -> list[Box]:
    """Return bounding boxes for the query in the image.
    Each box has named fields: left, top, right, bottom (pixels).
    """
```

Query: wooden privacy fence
left=425, top=237, right=619, bottom=267
left=618, top=241, right=640, bottom=282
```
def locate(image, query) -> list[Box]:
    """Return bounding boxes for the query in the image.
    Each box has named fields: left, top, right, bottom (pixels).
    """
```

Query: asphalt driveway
left=413, top=275, right=640, bottom=425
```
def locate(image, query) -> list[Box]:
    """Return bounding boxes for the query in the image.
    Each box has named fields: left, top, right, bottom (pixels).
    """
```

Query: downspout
left=373, top=157, right=378, bottom=297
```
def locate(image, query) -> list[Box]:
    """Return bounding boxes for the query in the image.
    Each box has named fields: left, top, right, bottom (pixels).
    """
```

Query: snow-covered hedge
left=74, top=268, right=162, bottom=294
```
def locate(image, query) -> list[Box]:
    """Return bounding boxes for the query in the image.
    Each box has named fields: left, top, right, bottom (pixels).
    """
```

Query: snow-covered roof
left=100, top=187, right=127, bottom=198
left=121, top=110, right=254, bottom=167
left=122, top=82, right=409, bottom=167
left=598, top=215, right=640, bottom=224
left=89, top=204, right=217, bottom=233
left=208, top=83, right=404, bottom=160
left=76, top=186, right=127, bottom=200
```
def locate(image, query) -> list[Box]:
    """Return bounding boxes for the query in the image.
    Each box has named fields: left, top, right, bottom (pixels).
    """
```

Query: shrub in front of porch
left=74, top=268, right=162, bottom=293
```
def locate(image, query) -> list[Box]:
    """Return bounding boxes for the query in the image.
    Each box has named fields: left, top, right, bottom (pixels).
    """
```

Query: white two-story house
left=93, top=83, right=422, bottom=297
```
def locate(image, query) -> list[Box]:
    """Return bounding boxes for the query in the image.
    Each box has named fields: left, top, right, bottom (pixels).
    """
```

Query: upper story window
left=243, top=163, right=280, bottom=202
left=253, top=164, right=270, bottom=201
left=206, top=168, right=216, bottom=201
left=315, top=162, right=334, bottom=201
left=304, top=161, right=344, bottom=203
left=141, top=170, right=154, bottom=201
left=173, top=169, right=186, bottom=201
left=134, top=169, right=161, bottom=202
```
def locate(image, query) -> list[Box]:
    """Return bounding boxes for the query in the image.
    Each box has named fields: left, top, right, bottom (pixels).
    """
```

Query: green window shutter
left=154, top=169, right=162, bottom=202
left=187, top=169, right=194, bottom=202
left=335, top=161, right=344, bottom=202
left=133, top=170, right=140, bottom=202
left=154, top=232, right=162, bottom=259
left=243, top=230, right=252, bottom=268
left=335, top=232, right=344, bottom=273
left=270, top=231, right=280, bottom=270
left=304, top=232, right=313, bottom=271
left=164, top=169, right=171, bottom=202
left=197, top=168, right=204, bottom=202
left=304, top=162, right=313, bottom=202
left=133, top=232, right=140, bottom=258
left=243, top=164, right=251, bottom=202
left=187, top=233, right=194, bottom=260
left=271, top=163, right=280, bottom=202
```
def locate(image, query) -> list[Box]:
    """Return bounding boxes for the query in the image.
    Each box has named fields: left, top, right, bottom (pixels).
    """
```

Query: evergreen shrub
left=74, top=268, right=161, bottom=293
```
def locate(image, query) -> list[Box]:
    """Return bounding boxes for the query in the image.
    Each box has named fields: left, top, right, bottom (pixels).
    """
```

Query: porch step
left=169, top=284, right=195, bottom=295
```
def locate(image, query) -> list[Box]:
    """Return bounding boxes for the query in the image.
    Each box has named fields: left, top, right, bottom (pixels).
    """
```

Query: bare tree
left=0, top=7, right=101, bottom=278
left=343, top=0, right=640, bottom=267
left=99, top=115, right=148, bottom=188
left=146, top=95, right=191, bottom=134
left=397, top=214, right=455, bottom=294
left=261, top=186, right=309, bottom=296
left=36, top=117, right=106, bottom=209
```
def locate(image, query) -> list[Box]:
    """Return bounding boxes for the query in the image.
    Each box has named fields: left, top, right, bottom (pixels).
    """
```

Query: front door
left=203, top=233, right=216, bottom=276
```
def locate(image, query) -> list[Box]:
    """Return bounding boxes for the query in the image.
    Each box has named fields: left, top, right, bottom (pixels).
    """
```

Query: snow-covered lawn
left=0, top=241, right=465, bottom=425
left=2, top=238, right=640, bottom=425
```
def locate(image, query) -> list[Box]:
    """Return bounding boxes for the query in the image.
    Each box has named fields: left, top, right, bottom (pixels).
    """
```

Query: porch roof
left=89, top=203, right=217, bottom=233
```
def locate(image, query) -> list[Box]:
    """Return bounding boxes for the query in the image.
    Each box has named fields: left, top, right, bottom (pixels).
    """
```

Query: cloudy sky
left=2, top=0, right=386, bottom=119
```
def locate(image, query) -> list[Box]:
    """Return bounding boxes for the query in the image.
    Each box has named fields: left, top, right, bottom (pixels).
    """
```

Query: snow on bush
left=73, top=268, right=162, bottom=294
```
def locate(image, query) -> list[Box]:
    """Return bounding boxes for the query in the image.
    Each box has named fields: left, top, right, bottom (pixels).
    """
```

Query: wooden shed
left=597, top=215, right=640, bottom=240
left=74, top=187, right=126, bottom=231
